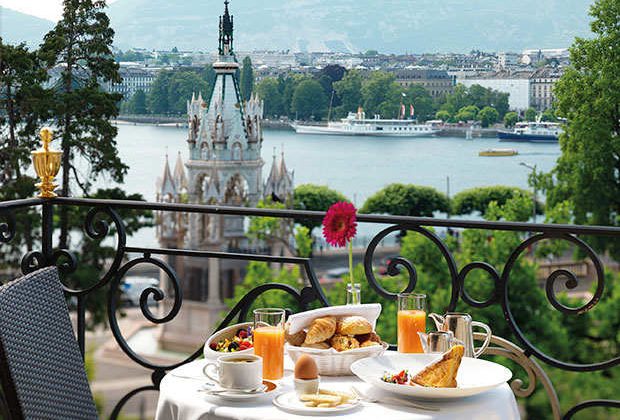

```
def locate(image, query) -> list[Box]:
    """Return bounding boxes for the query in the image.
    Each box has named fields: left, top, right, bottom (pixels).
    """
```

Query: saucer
left=200, top=380, right=278, bottom=401
left=273, top=391, right=360, bottom=415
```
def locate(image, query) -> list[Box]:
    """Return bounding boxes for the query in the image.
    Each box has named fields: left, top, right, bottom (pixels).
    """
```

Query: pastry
left=411, top=345, right=464, bottom=388
left=330, top=334, right=360, bottom=351
left=302, top=341, right=330, bottom=349
left=285, top=328, right=307, bottom=347
left=355, top=331, right=381, bottom=344
left=336, top=316, right=372, bottom=336
left=360, top=340, right=380, bottom=348
left=304, top=316, right=337, bottom=344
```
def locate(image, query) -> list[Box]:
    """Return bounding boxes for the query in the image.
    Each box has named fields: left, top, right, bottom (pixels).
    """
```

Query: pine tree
left=239, top=56, right=254, bottom=102
left=39, top=0, right=126, bottom=248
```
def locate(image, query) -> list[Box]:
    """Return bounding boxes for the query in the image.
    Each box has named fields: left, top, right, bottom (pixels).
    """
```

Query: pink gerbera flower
left=322, top=201, right=357, bottom=248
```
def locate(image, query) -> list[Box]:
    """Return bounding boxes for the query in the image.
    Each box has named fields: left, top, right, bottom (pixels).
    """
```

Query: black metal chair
left=0, top=267, right=98, bottom=419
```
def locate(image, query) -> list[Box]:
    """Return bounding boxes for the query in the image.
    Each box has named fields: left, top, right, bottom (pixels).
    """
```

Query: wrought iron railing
left=0, top=196, right=619, bottom=419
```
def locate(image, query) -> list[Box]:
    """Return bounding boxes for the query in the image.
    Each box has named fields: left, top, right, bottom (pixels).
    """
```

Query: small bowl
left=294, top=377, right=320, bottom=396
left=204, top=322, right=254, bottom=360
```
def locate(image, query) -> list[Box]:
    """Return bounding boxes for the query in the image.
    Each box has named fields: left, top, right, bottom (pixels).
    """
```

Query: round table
left=155, top=358, right=520, bottom=420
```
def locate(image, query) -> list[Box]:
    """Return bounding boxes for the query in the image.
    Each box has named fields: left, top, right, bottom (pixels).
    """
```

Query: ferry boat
left=291, top=108, right=439, bottom=137
left=498, top=121, right=563, bottom=143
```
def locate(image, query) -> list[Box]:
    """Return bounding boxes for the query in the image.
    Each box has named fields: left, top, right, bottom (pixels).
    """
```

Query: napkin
left=286, top=304, right=382, bottom=334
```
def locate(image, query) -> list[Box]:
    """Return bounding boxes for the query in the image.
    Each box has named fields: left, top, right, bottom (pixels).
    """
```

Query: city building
left=390, top=68, right=454, bottom=98
left=458, top=70, right=533, bottom=111
left=104, top=64, right=160, bottom=98
left=155, top=1, right=293, bottom=352
left=529, top=67, right=563, bottom=111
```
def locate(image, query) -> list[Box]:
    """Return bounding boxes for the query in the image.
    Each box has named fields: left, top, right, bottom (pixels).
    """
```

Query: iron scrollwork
left=0, top=210, right=16, bottom=244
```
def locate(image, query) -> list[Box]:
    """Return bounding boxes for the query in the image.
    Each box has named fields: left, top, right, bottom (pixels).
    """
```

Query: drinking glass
left=253, top=308, right=285, bottom=380
left=397, top=293, right=427, bottom=353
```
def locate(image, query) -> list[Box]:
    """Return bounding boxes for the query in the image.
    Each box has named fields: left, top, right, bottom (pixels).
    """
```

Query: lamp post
left=520, top=162, right=537, bottom=223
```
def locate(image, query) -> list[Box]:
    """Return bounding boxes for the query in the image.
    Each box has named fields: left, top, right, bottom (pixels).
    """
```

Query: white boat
left=291, top=108, right=439, bottom=137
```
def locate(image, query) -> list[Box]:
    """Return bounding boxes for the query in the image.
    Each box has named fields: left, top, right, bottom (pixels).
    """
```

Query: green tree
left=333, top=70, right=363, bottom=117
left=239, top=56, right=254, bottom=102
left=503, top=111, right=519, bottom=127
left=541, top=108, right=557, bottom=122
left=148, top=70, right=173, bottom=114
left=128, top=89, right=147, bottom=114
left=293, top=184, right=347, bottom=231
left=405, top=85, right=434, bottom=122
left=440, top=84, right=469, bottom=115
left=454, top=105, right=479, bottom=122
left=435, top=110, right=451, bottom=121
left=291, top=79, right=328, bottom=120
left=361, top=71, right=401, bottom=117
left=167, top=71, right=209, bottom=115
left=478, top=106, right=499, bottom=128
left=256, top=77, right=283, bottom=118
left=524, top=107, right=538, bottom=121
left=547, top=0, right=620, bottom=246
left=361, top=183, right=450, bottom=217
left=452, top=186, right=538, bottom=217
left=40, top=0, right=126, bottom=249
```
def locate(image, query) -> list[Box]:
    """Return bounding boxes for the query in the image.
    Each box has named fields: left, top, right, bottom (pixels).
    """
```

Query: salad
left=381, top=369, right=409, bottom=385
left=209, top=326, right=253, bottom=352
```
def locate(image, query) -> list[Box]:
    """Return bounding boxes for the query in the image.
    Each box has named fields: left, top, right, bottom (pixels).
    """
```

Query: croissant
left=304, top=316, right=337, bottom=344
left=337, top=316, right=372, bottom=336
left=285, top=328, right=307, bottom=347
left=330, top=334, right=360, bottom=351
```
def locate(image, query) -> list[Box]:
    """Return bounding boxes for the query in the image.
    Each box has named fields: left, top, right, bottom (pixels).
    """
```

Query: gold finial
left=31, top=127, right=62, bottom=198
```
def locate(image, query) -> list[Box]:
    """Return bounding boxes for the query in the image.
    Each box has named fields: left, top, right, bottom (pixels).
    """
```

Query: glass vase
left=346, top=283, right=361, bottom=305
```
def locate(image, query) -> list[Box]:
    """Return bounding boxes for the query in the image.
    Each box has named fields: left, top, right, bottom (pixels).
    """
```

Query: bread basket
left=286, top=304, right=386, bottom=376
left=287, top=341, right=388, bottom=376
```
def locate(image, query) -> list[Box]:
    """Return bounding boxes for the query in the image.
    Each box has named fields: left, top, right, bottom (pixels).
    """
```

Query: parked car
left=120, top=276, right=159, bottom=307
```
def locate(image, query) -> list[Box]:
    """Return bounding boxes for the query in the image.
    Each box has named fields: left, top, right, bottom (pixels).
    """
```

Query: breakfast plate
left=273, top=391, right=361, bottom=416
left=200, top=380, right=278, bottom=402
left=350, top=352, right=512, bottom=400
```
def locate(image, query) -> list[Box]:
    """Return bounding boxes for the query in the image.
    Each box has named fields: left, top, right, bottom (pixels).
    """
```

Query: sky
left=0, top=0, right=118, bottom=21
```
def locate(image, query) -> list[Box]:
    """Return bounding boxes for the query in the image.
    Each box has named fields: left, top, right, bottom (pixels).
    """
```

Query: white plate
left=201, top=380, right=278, bottom=402
left=273, top=391, right=361, bottom=416
left=350, top=352, right=512, bottom=400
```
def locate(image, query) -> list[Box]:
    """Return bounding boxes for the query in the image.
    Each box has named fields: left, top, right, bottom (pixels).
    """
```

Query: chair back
left=0, top=267, right=98, bottom=419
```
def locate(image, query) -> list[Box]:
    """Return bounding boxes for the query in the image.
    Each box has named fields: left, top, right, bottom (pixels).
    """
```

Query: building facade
left=104, top=65, right=159, bottom=98
left=529, top=67, right=562, bottom=111
left=390, top=68, right=454, bottom=98
left=458, top=71, right=533, bottom=111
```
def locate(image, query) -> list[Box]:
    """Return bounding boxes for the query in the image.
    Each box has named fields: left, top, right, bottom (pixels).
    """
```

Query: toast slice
left=410, top=345, right=464, bottom=388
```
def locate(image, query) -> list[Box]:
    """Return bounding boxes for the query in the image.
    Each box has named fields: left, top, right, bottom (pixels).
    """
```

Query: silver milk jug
left=428, top=312, right=492, bottom=358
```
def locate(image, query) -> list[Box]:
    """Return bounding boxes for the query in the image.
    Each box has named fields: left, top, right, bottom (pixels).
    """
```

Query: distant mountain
left=107, top=0, right=594, bottom=53
left=0, top=7, right=54, bottom=49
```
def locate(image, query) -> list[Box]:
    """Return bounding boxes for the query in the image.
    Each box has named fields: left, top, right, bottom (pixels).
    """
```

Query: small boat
left=498, top=121, right=562, bottom=143
left=479, top=148, right=518, bottom=157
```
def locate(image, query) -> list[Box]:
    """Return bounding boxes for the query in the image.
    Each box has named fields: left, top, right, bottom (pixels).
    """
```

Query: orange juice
left=397, top=309, right=426, bottom=353
left=253, top=326, right=284, bottom=380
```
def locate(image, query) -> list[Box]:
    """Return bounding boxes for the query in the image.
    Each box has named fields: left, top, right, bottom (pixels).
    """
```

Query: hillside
left=107, top=0, right=594, bottom=53
left=0, top=7, right=54, bottom=49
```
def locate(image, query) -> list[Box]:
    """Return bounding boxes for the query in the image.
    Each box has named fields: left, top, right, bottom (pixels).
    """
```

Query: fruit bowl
left=204, top=322, right=254, bottom=360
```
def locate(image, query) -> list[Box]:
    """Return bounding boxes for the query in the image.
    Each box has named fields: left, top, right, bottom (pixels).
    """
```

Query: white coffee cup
left=203, top=354, right=263, bottom=390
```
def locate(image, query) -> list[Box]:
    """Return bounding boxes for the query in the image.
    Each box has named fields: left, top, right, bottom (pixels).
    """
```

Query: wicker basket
left=287, top=342, right=389, bottom=376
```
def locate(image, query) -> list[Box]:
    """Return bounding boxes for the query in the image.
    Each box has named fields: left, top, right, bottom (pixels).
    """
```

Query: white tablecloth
left=155, top=358, right=520, bottom=420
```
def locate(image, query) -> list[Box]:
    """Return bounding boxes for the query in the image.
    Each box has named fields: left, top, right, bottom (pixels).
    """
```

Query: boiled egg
left=294, top=354, right=319, bottom=380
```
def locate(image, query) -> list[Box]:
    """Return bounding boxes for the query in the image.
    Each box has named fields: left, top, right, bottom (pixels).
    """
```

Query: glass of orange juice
left=253, top=308, right=285, bottom=380
left=397, top=293, right=426, bottom=353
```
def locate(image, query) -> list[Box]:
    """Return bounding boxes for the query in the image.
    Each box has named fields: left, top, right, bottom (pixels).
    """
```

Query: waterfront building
left=155, top=1, right=293, bottom=352
left=458, top=70, right=533, bottom=111
left=390, top=68, right=454, bottom=98
left=529, top=67, right=563, bottom=111
left=104, top=64, right=160, bottom=98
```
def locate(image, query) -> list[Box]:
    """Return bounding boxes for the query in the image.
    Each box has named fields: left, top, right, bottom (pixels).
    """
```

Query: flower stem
left=348, top=239, right=357, bottom=303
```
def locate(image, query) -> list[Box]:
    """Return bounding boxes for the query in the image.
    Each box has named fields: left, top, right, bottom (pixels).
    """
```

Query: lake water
left=107, top=124, right=561, bottom=247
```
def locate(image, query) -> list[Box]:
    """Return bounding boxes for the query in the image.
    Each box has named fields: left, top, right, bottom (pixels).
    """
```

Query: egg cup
left=294, top=377, right=320, bottom=396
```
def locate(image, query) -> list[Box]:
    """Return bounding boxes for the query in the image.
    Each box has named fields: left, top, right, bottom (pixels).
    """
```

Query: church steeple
left=218, top=0, right=234, bottom=57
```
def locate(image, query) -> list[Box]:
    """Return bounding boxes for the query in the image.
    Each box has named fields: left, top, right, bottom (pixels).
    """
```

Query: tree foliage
left=503, top=111, right=519, bottom=127
left=239, top=56, right=254, bottom=102
left=545, top=0, right=620, bottom=252
left=439, top=84, right=509, bottom=121
left=291, top=79, right=328, bottom=120
left=255, top=77, right=283, bottom=118
left=360, top=183, right=450, bottom=217
left=524, top=107, right=538, bottom=121
left=478, top=106, right=499, bottom=128
left=452, top=186, right=539, bottom=217
left=147, top=66, right=215, bottom=115
left=293, top=184, right=348, bottom=231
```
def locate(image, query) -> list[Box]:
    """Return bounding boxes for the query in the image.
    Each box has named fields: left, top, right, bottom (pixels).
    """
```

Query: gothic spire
left=218, top=0, right=234, bottom=56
